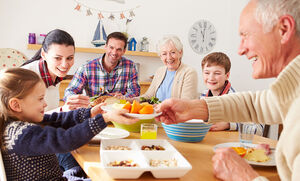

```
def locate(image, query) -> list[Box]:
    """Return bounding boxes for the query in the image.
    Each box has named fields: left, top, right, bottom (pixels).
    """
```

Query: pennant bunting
left=120, top=12, right=125, bottom=19
left=73, top=0, right=140, bottom=20
left=74, top=4, right=81, bottom=11
left=98, top=12, right=104, bottom=19
left=86, top=9, right=93, bottom=16
left=129, top=11, right=135, bottom=17
left=108, top=14, right=115, bottom=20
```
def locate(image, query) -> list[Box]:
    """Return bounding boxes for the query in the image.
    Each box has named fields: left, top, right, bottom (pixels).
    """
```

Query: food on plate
left=244, top=148, right=270, bottom=162
left=108, top=160, right=138, bottom=167
left=140, top=96, right=161, bottom=104
left=90, top=95, right=120, bottom=107
left=105, top=145, right=131, bottom=150
left=112, top=100, right=154, bottom=114
left=90, top=95, right=112, bottom=107
left=256, top=143, right=272, bottom=155
left=231, top=146, right=270, bottom=162
left=130, top=100, right=141, bottom=113
left=139, top=105, right=154, bottom=114
left=150, top=158, right=177, bottom=167
left=122, top=101, right=132, bottom=111
left=231, top=147, right=247, bottom=157
left=141, top=145, right=165, bottom=151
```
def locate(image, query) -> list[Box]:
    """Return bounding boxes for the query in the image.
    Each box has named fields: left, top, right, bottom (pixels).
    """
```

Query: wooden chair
left=263, top=125, right=270, bottom=138
left=0, top=150, right=7, bottom=181
left=263, top=124, right=280, bottom=140
left=0, top=48, right=27, bottom=70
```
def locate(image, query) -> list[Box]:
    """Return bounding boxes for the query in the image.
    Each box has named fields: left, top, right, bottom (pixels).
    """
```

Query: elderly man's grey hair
left=255, top=0, right=300, bottom=35
left=157, top=35, right=183, bottom=55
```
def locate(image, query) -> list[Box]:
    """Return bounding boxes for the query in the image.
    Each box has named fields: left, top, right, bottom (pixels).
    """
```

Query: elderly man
left=155, top=0, right=300, bottom=180
left=64, top=32, right=140, bottom=109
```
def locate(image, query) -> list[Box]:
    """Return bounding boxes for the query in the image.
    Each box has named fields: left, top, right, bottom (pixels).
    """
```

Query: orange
left=122, top=101, right=132, bottom=111
left=140, top=102, right=150, bottom=108
left=231, top=147, right=247, bottom=157
left=130, top=100, right=142, bottom=113
left=138, top=105, right=154, bottom=114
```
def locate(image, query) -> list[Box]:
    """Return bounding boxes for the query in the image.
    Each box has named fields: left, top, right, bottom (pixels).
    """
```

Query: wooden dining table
left=72, top=127, right=279, bottom=181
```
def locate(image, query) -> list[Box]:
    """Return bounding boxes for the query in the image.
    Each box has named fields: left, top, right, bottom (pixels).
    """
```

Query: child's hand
left=64, top=94, right=90, bottom=110
left=210, top=122, right=230, bottom=131
left=91, top=103, right=106, bottom=117
left=102, top=109, right=139, bottom=125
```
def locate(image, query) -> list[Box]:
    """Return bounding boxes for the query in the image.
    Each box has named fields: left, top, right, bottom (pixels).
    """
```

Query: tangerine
left=231, top=147, right=247, bottom=157
left=130, top=100, right=142, bottom=113
left=138, top=105, right=154, bottom=114
left=122, top=101, right=131, bottom=111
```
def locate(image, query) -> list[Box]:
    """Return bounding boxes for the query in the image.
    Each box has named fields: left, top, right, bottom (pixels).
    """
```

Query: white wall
left=0, top=0, right=274, bottom=92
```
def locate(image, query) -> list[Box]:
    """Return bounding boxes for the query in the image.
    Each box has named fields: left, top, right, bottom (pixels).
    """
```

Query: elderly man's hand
left=212, top=148, right=259, bottom=181
left=63, top=94, right=90, bottom=111
left=154, top=98, right=192, bottom=124
left=155, top=98, right=208, bottom=124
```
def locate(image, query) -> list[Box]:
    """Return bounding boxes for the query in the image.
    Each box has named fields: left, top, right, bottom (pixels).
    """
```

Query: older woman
left=155, top=0, right=300, bottom=180
left=141, top=35, right=198, bottom=101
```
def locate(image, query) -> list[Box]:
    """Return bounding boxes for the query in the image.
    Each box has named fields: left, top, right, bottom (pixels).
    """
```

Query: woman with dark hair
left=22, top=29, right=88, bottom=178
left=22, top=29, right=89, bottom=112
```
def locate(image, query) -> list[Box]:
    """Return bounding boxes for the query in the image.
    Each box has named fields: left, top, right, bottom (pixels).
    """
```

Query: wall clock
left=188, top=19, right=217, bottom=54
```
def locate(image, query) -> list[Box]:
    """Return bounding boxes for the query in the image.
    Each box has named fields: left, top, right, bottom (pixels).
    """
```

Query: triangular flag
left=129, top=11, right=135, bottom=17
left=108, top=14, right=115, bottom=20
left=74, top=4, right=81, bottom=11
left=120, top=12, right=125, bottom=19
left=86, top=9, right=92, bottom=16
left=98, top=12, right=104, bottom=19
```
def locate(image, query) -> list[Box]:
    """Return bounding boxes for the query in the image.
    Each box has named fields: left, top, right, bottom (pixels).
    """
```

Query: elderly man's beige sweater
left=205, top=55, right=300, bottom=181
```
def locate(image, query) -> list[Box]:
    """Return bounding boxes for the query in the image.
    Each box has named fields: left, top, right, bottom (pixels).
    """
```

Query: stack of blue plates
left=162, top=120, right=212, bottom=142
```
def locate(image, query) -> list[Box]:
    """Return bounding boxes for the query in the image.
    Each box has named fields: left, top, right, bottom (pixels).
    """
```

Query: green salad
left=139, top=96, right=161, bottom=104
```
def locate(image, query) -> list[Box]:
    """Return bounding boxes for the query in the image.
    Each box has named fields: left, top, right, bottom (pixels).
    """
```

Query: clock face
left=188, top=20, right=217, bottom=54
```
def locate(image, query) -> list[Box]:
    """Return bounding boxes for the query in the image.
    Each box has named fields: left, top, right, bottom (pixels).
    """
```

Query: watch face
left=188, top=20, right=217, bottom=54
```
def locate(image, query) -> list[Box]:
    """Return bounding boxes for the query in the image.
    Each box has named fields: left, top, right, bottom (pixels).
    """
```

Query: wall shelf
left=27, top=44, right=159, bottom=57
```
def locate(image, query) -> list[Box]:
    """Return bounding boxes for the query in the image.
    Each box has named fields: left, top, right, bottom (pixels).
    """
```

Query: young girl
left=0, top=68, right=138, bottom=180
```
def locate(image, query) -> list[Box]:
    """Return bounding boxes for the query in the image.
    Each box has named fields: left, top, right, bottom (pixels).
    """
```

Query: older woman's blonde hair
left=156, top=35, right=183, bottom=56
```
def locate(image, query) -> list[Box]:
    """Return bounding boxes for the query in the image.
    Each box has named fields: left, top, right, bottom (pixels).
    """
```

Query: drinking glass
left=140, top=123, right=157, bottom=139
left=238, top=123, right=255, bottom=145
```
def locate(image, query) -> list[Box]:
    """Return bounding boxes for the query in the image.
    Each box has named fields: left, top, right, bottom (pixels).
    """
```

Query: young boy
left=200, top=52, right=264, bottom=135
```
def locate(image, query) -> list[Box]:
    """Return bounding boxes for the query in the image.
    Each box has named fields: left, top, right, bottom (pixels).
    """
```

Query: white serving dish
left=101, top=151, right=147, bottom=179
left=135, top=139, right=177, bottom=152
left=100, top=139, right=137, bottom=151
left=100, top=139, right=192, bottom=179
left=143, top=151, right=192, bottom=178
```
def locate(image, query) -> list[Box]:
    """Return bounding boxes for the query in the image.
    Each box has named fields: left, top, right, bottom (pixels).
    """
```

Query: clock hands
left=200, top=28, right=206, bottom=42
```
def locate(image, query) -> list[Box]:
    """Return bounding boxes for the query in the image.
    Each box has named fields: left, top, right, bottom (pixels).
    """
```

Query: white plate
left=93, top=127, right=130, bottom=140
left=101, top=104, right=162, bottom=119
left=213, top=142, right=276, bottom=166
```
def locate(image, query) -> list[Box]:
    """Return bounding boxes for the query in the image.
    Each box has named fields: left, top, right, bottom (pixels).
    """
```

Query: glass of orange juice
left=140, top=123, right=157, bottom=139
